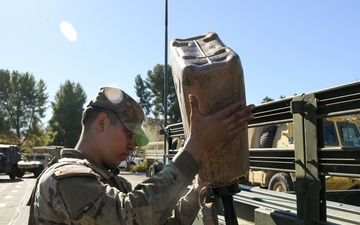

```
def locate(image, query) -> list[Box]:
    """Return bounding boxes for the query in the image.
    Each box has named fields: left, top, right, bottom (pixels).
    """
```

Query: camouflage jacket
left=27, top=149, right=201, bottom=225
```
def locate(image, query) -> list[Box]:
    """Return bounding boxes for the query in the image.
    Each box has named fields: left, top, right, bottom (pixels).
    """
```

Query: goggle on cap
left=87, top=86, right=149, bottom=147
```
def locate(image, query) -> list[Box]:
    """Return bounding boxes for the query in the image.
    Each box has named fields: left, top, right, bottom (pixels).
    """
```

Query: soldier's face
left=101, top=119, right=136, bottom=168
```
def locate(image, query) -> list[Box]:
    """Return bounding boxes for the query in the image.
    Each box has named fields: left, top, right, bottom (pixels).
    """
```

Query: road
left=0, top=172, right=147, bottom=225
left=0, top=173, right=36, bottom=225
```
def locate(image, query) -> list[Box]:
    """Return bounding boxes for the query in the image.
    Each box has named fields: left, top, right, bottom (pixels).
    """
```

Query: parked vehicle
left=17, top=153, right=53, bottom=178
left=246, top=116, right=360, bottom=192
left=147, top=128, right=184, bottom=177
left=118, top=157, right=144, bottom=170
left=0, top=144, right=21, bottom=179
left=148, top=117, right=360, bottom=192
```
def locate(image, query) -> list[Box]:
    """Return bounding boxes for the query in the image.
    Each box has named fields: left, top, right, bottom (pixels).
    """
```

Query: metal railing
left=166, top=81, right=360, bottom=225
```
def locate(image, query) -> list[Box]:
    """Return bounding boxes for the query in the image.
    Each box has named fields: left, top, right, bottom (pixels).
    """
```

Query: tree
left=261, top=96, right=274, bottom=103
left=49, top=80, right=86, bottom=148
left=0, top=103, right=12, bottom=141
left=261, top=95, right=287, bottom=104
left=135, top=64, right=181, bottom=128
left=135, top=74, right=152, bottom=116
left=0, top=69, right=48, bottom=145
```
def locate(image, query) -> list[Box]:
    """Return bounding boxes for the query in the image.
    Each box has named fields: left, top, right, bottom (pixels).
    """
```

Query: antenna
left=163, top=0, right=169, bottom=164
left=164, top=0, right=168, bottom=128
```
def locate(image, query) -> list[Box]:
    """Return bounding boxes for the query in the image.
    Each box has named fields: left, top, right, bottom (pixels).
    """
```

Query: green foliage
left=131, top=161, right=147, bottom=173
left=135, top=74, right=152, bottom=116
left=262, top=95, right=287, bottom=103
left=134, top=64, right=181, bottom=131
left=143, top=122, right=162, bottom=142
left=0, top=69, right=48, bottom=145
left=261, top=96, right=274, bottom=103
left=0, top=103, right=13, bottom=143
left=21, top=123, right=48, bottom=150
left=49, top=80, right=86, bottom=148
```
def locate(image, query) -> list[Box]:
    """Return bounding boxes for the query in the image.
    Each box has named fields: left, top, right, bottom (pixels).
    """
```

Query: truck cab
left=0, top=144, right=21, bottom=179
left=247, top=116, right=360, bottom=192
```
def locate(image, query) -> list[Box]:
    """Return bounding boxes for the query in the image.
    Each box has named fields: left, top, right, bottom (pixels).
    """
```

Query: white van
left=119, top=157, right=143, bottom=169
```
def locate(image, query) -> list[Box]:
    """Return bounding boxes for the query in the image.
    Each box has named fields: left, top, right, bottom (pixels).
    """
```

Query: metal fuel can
left=170, top=32, right=249, bottom=186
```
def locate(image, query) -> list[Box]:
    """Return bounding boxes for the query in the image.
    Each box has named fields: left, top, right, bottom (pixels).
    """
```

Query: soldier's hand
left=184, top=94, right=255, bottom=163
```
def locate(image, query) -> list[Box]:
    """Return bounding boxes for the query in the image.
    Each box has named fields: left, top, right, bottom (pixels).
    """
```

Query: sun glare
left=60, top=21, right=78, bottom=42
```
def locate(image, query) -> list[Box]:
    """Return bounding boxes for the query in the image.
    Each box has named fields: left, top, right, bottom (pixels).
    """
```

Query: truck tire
left=171, top=139, right=178, bottom=150
left=259, top=125, right=277, bottom=148
left=268, top=172, right=294, bottom=192
left=149, top=164, right=164, bottom=177
left=9, top=166, right=17, bottom=179
left=33, top=166, right=44, bottom=178
left=149, top=166, right=156, bottom=178
left=17, top=169, right=25, bottom=178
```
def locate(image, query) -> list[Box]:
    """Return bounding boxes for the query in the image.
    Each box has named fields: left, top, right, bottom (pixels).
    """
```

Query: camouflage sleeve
left=134, top=149, right=200, bottom=224
left=163, top=186, right=201, bottom=225
left=35, top=149, right=199, bottom=225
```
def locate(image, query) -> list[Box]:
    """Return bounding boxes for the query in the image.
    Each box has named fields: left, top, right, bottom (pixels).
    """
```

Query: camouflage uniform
left=28, top=87, right=202, bottom=224
left=28, top=148, right=200, bottom=224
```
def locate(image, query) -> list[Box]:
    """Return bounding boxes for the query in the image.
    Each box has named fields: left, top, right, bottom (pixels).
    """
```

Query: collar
left=60, top=148, right=120, bottom=176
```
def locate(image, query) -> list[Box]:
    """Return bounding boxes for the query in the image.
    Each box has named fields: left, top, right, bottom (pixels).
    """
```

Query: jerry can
left=170, top=32, right=249, bottom=186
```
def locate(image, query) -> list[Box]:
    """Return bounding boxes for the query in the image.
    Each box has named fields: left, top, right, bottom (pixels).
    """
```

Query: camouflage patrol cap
left=87, top=86, right=149, bottom=146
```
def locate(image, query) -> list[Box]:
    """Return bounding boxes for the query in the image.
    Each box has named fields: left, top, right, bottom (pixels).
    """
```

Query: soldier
left=27, top=86, right=255, bottom=225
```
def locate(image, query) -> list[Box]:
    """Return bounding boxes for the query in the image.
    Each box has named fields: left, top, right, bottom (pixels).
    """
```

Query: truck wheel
left=149, top=166, right=155, bottom=178
left=33, top=167, right=43, bottom=178
left=9, top=166, right=17, bottom=179
left=269, top=172, right=294, bottom=192
left=149, top=164, right=164, bottom=177
left=171, top=139, right=178, bottom=149
left=259, top=125, right=277, bottom=148
left=17, top=169, right=25, bottom=178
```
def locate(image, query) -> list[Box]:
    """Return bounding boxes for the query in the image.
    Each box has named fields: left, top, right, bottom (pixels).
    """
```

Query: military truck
left=31, top=145, right=62, bottom=158
left=147, top=72, right=360, bottom=224
left=17, top=153, right=54, bottom=178
left=17, top=146, right=62, bottom=178
left=153, top=118, right=360, bottom=192
left=147, top=128, right=184, bottom=177
left=0, top=144, right=21, bottom=179
left=246, top=116, right=360, bottom=191
left=189, top=80, right=360, bottom=224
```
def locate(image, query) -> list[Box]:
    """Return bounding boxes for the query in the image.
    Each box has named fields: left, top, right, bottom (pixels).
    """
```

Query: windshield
left=23, top=155, right=47, bottom=161
left=24, top=155, right=34, bottom=161
left=35, top=156, right=46, bottom=160
left=323, top=120, right=339, bottom=146
left=337, top=122, right=360, bottom=146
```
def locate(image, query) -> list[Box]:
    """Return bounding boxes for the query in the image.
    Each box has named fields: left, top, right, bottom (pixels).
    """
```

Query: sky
left=1, top=1, right=360, bottom=124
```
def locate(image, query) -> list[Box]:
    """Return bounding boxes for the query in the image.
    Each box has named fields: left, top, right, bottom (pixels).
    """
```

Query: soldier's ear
left=96, top=112, right=108, bottom=132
